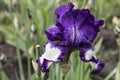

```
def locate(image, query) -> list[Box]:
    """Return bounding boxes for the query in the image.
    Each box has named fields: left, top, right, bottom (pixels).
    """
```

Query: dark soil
left=0, top=42, right=33, bottom=80
left=99, top=25, right=119, bottom=80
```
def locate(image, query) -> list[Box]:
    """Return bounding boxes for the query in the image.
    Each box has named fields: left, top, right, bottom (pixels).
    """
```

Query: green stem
left=118, top=45, right=120, bottom=64
left=80, top=61, right=84, bottom=80
left=81, top=0, right=87, bottom=8
left=12, top=0, right=25, bottom=79
left=60, top=51, right=71, bottom=80
left=104, top=68, right=116, bottom=80
left=16, top=49, right=25, bottom=80
left=27, top=55, right=31, bottom=80
left=35, top=46, right=41, bottom=78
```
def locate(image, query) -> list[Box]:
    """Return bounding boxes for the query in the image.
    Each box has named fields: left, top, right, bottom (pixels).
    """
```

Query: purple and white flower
left=36, top=2, right=104, bottom=74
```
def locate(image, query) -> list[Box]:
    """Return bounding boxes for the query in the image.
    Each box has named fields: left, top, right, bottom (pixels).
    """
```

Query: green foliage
left=0, top=70, right=9, bottom=80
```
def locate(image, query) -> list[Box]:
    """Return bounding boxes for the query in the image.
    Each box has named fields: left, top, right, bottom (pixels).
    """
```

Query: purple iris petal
left=91, top=60, right=105, bottom=74
left=41, top=59, right=50, bottom=72
left=81, top=9, right=95, bottom=23
left=79, top=43, right=95, bottom=62
left=45, top=26, right=64, bottom=41
left=80, top=20, right=100, bottom=43
left=36, top=2, right=104, bottom=74
left=79, top=43, right=105, bottom=74
left=55, top=3, right=74, bottom=22
left=94, top=20, right=104, bottom=26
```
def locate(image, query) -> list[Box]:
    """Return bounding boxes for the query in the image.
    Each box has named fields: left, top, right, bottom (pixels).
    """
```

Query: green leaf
left=94, top=38, right=103, bottom=54
left=0, top=70, right=9, bottom=80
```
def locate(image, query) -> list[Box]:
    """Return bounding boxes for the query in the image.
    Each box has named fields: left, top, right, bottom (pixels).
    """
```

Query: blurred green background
left=0, top=0, right=120, bottom=80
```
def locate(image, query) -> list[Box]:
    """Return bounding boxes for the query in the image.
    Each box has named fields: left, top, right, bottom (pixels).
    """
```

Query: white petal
left=85, top=49, right=96, bottom=60
left=90, top=62, right=98, bottom=70
left=40, top=42, right=61, bottom=64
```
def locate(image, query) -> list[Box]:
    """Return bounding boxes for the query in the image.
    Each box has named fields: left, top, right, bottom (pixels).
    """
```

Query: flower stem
left=60, top=51, right=71, bottom=80
left=81, top=0, right=87, bottom=8
left=80, top=61, right=85, bottom=80
left=35, top=46, right=41, bottom=78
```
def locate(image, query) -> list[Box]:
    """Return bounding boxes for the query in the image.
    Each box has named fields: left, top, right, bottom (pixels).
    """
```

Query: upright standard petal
left=55, top=2, right=74, bottom=20
left=59, top=10, right=85, bottom=29
left=79, top=20, right=100, bottom=43
left=81, top=9, right=95, bottom=23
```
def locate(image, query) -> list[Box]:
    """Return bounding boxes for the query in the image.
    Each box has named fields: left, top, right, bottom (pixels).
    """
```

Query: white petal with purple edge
left=37, top=42, right=63, bottom=72
left=40, top=42, right=61, bottom=64
left=90, top=60, right=105, bottom=74
left=90, top=62, right=97, bottom=70
left=85, top=49, right=97, bottom=61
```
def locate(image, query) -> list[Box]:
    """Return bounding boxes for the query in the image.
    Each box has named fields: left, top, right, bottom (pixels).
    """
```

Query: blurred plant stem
left=14, top=18, right=25, bottom=80
left=104, top=68, right=117, bottom=80
left=80, top=61, right=85, bottom=80
left=117, top=39, right=120, bottom=63
left=35, top=45, right=41, bottom=79
left=81, top=0, right=87, bottom=8
left=9, top=0, right=25, bottom=79
left=115, top=39, right=120, bottom=80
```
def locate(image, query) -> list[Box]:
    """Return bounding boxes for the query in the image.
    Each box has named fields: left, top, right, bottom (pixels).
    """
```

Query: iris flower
left=36, top=3, right=104, bottom=74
